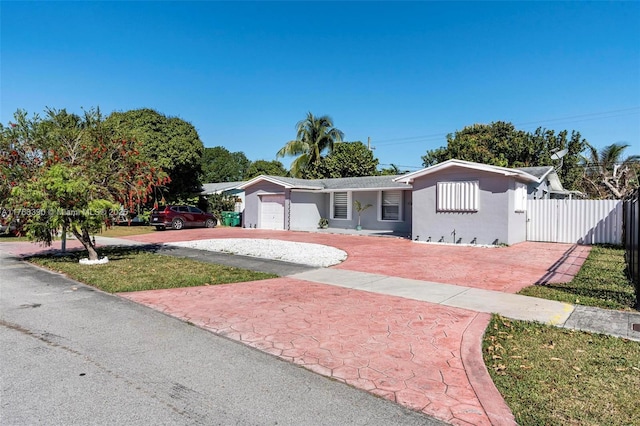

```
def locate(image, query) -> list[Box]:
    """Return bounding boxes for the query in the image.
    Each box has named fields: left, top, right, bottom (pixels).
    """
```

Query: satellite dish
left=550, top=148, right=568, bottom=160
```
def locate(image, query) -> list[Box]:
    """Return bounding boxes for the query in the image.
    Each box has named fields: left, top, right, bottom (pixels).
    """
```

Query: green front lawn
left=484, top=316, right=640, bottom=426
left=519, top=245, right=637, bottom=310
left=29, top=246, right=277, bottom=293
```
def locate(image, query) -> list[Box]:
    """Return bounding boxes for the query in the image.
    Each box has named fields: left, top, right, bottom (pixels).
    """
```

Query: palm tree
left=353, top=199, right=372, bottom=230
left=276, top=112, right=344, bottom=178
left=582, top=142, right=640, bottom=198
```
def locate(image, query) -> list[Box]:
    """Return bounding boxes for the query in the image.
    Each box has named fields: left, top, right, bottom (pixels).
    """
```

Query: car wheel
left=172, top=218, right=184, bottom=230
left=205, top=218, right=216, bottom=228
left=155, top=226, right=165, bottom=231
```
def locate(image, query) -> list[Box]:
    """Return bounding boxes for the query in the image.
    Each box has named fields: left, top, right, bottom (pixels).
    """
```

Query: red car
left=150, top=205, right=217, bottom=231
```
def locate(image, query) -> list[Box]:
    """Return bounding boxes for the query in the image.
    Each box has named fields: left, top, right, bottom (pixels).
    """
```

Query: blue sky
left=2, top=1, right=639, bottom=171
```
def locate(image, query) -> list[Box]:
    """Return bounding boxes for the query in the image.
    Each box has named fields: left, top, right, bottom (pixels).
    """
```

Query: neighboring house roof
left=515, top=166, right=554, bottom=181
left=199, top=181, right=245, bottom=195
left=393, top=159, right=540, bottom=184
left=515, top=166, right=577, bottom=195
left=238, top=174, right=411, bottom=192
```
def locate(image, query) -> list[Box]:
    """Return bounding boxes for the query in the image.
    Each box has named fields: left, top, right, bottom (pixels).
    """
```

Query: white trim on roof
left=238, top=175, right=320, bottom=190
left=200, top=183, right=245, bottom=195
left=291, top=186, right=412, bottom=193
left=393, top=159, right=540, bottom=184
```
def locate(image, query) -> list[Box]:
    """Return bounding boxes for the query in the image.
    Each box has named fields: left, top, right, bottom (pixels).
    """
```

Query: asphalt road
left=0, top=252, right=445, bottom=426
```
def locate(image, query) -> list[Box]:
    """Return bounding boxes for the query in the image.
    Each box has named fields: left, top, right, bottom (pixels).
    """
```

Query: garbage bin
left=221, top=212, right=233, bottom=226
left=229, top=212, right=241, bottom=227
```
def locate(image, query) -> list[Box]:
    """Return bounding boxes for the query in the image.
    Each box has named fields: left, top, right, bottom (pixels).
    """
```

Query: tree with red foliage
left=1, top=108, right=169, bottom=260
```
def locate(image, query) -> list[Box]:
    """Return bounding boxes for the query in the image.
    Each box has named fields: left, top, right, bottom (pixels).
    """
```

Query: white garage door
left=260, top=195, right=285, bottom=230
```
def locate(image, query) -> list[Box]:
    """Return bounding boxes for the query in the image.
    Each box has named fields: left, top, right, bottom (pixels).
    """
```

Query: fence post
left=623, top=189, right=640, bottom=309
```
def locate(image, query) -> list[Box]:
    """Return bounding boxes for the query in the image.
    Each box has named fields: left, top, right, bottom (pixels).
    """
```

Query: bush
left=207, top=193, right=238, bottom=222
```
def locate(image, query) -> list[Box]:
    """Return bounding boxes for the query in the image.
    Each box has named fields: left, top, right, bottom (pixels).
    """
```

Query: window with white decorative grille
left=436, top=181, right=479, bottom=212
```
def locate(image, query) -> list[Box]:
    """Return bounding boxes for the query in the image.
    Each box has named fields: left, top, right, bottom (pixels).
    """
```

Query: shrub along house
left=233, top=159, right=570, bottom=245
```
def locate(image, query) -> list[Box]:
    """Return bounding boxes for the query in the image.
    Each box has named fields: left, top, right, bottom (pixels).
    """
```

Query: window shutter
left=437, top=181, right=479, bottom=212
left=381, top=191, right=402, bottom=220
left=333, top=192, right=348, bottom=219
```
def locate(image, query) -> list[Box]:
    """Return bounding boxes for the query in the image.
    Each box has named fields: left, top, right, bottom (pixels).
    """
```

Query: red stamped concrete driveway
left=124, top=228, right=590, bottom=293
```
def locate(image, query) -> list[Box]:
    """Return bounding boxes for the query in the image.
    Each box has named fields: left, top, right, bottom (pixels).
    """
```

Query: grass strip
left=29, top=246, right=277, bottom=293
left=484, top=315, right=640, bottom=426
left=519, top=245, right=637, bottom=310
left=0, top=225, right=154, bottom=242
left=0, top=235, right=31, bottom=242
left=98, top=225, right=156, bottom=238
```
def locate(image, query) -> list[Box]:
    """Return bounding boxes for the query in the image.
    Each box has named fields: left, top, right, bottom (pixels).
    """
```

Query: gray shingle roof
left=238, top=174, right=412, bottom=191
left=319, top=175, right=409, bottom=190
left=515, top=166, right=554, bottom=180
left=200, top=181, right=245, bottom=195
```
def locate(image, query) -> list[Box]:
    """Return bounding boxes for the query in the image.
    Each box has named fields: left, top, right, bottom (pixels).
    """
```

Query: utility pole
left=367, top=137, right=371, bottom=151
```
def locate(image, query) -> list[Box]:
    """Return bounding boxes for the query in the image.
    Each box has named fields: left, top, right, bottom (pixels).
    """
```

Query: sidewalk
left=289, top=268, right=640, bottom=342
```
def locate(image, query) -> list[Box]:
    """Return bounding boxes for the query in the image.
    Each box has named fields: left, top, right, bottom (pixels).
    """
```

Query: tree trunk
left=69, top=224, right=99, bottom=261
left=602, top=178, right=623, bottom=199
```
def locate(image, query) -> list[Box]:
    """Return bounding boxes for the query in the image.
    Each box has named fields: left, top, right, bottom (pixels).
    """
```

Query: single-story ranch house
left=220, top=159, right=572, bottom=245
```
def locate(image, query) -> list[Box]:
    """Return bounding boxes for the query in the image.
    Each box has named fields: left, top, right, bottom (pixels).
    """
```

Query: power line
left=378, top=163, right=424, bottom=170
left=514, top=107, right=640, bottom=128
left=375, top=132, right=450, bottom=144
left=371, top=106, right=640, bottom=148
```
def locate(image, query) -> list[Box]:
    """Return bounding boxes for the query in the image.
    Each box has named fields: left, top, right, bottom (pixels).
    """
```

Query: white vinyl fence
left=527, top=199, right=622, bottom=245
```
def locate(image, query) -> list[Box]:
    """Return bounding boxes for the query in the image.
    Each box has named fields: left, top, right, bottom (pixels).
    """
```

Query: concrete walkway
left=287, top=268, right=640, bottom=342
left=291, top=269, right=575, bottom=325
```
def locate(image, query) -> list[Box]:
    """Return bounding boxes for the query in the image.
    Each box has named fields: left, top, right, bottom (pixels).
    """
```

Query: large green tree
left=276, top=112, right=344, bottom=178
left=105, top=108, right=203, bottom=202
left=581, top=143, right=640, bottom=199
left=201, top=146, right=250, bottom=182
left=423, top=122, right=536, bottom=167
left=422, top=121, right=587, bottom=190
left=305, top=141, right=379, bottom=178
left=245, top=159, right=288, bottom=178
left=1, top=108, right=168, bottom=260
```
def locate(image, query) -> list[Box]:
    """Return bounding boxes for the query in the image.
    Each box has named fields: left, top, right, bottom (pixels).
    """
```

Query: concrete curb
left=461, top=313, right=517, bottom=426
